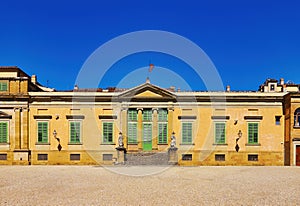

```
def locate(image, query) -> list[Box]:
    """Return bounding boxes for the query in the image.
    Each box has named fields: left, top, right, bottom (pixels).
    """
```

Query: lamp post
left=53, top=130, right=62, bottom=151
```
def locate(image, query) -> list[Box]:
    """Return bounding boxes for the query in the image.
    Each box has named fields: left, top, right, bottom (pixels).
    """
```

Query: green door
left=143, top=123, right=152, bottom=151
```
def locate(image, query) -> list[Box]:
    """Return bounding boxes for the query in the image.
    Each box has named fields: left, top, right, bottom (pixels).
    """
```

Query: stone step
left=125, top=152, right=169, bottom=165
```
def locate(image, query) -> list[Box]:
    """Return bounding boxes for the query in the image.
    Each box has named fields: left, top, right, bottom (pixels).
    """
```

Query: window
left=37, top=154, right=48, bottom=161
left=0, top=154, right=7, bottom=160
left=215, top=122, right=226, bottom=144
left=158, top=109, right=168, bottom=144
left=270, top=84, right=275, bottom=91
left=143, top=123, right=152, bottom=142
left=103, top=154, right=113, bottom=161
left=182, top=154, right=192, bottom=161
left=128, top=109, right=137, bottom=144
left=294, top=108, right=300, bottom=127
left=215, top=154, right=225, bottom=161
left=0, top=82, right=8, bottom=91
left=128, top=109, right=137, bottom=121
left=275, top=116, right=281, bottom=125
left=70, top=154, right=80, bottom=161
left=70, top=121, right=81, bottom=143
left=248, top=154, right=258, bottom=161
left=143, top=109, right=152, bottom=121
left=248, top=123, right=258, bottom=144
left=0, top=122, right=8, bottom=143
left=128, top=123, right=137, bottom=144
left=158, top=109, right=168, bottom=121
left=182, top=122, right=192, bottom=144
left=37, top=122, right=48, bottom=143
left=103, top=122, right=113, bottom=143
left=158, top=123, right=168, bottom=144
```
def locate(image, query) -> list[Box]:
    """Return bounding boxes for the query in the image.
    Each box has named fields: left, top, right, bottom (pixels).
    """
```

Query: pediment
left=118, top=83, right=176, bottom=101
left=0, top=111, right=12, bottom=119
left=134, top=90, right=163, bottom=98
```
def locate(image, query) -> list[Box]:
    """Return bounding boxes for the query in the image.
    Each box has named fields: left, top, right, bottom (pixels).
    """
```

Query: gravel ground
left=0, top=166, right=300, bottom=206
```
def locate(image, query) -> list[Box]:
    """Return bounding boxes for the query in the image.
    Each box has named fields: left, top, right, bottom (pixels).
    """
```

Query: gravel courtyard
left=0, top=166, right=299, bottom=206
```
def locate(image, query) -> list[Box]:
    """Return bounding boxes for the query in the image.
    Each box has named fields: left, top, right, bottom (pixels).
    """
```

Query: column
left=137, top=108, right=143, bottom=150
left=152, top=108, right=158, bottom=150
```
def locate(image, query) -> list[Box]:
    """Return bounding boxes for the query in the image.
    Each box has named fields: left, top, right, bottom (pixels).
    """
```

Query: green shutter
left=248, top=123, right=258, bottom=144
left=38, top=122, right=48, bottom=143
left=128, top=109, right=137, bottom=121
left=182, top=122, right=192, bottom=144
left=143, top=109, right=152, bottom=121
left=103, top=122, right=113, bottom=143
left=143, top=123, right=152, bottom=142
left=158, top=123, right=168, bottom=144
left=0, top=122, right=8, bottom=143
left=158, top=109, right=168, bottom=121
left=128, top=122, right=137, bottom=143
left=70, top=122, right=81, bottom=143
left=0, top=82, right=8, bottom=91
left=215, top=122, right=226, bottom=144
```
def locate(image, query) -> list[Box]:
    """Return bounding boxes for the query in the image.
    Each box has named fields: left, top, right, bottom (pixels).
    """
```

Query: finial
left=146, top=77, right=150, bottom=83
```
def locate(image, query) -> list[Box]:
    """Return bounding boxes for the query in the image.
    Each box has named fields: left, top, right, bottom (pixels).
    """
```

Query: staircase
left=125, top=152, right=169, bottom=165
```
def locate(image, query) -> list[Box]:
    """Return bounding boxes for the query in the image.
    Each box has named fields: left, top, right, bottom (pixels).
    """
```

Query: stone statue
left=170, top=133, right=176, bottom=148
left=118, top=132, right=124, bottom=148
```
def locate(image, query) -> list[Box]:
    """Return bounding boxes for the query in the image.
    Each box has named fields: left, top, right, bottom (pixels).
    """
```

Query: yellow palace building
left=1, top=66, right=300, bottom=166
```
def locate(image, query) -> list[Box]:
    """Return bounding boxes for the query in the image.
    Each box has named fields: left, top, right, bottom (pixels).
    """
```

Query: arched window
left=294, top=108, right=300, bottom=127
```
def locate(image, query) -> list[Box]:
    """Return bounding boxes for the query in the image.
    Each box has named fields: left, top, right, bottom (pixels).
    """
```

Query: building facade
left=0, top=67, right=300, bottom=166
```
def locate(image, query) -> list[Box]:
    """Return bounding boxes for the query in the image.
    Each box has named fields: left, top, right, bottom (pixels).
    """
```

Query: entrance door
left=296, top=145, right=300, bottom=166
left=143, top=123, right=152, bottom=151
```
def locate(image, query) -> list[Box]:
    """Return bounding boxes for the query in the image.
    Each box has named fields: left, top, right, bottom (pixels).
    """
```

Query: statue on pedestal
left=118, top=132, right=124, bottom=148
left=170, top=132, right=176, bottom=148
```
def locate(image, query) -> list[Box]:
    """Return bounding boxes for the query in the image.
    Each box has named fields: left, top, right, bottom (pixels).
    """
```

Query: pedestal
left=115, top=147, right=126, bottom=164
left=168, top=147, right=178, bottom=165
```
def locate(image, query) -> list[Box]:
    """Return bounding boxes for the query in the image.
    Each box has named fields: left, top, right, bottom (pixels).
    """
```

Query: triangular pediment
left=134, top=90, right=163, bottom=98
left=118, top=83, right=176, bottom=101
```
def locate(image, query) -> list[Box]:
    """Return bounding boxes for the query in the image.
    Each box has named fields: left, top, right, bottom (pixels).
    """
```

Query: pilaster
left=21, top=108, right=29, bottom=149
left=14, top=108, right=21, bottom=149
left=168, top=106, right=174, bottom=145
left=121, top=107, right=128, bottom=148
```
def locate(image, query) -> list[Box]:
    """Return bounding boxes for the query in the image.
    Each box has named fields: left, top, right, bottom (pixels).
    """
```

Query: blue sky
left=0, top=0, right=299, bottom=91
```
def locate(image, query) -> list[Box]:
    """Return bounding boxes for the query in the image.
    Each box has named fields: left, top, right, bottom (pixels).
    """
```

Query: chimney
left=280, top=78, right=284, bottom=85
left=74, top=85, right=79, bottom=91
left=170, top=86, right=175, bottom=92
left=31, top=75, right=37, bottom=84
left=177, top=88, right=181, bottom=92
left=226, top=85, right=230, bottom=92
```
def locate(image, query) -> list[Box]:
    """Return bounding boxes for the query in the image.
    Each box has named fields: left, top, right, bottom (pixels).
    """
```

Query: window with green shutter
left=0, top=82, right=8, bottom=91
left=70, top=121, right=81, bottom=143
left=127, top=109, right=137, bottom=144
left=182, top=122, right=192, bottom=144
left=158, top=123, right=167, bottom=144
left=128, top=122, right=137, bottom=144
left=0, top=122, right=8, bottom=143
left=143, top=123, right=152, bottom=142
left=128, top=109, right=137, bottom=121
left=158, top=109, right=168, bottom=121
left=103, top=122, right=113, bottom=143
left=143, top=109, right=152, bottom=121
left=158, top=109, right=168, bottom=144
left=215, top=122, right=226, bottom=144
left=37, top=122, right=48, bottom=143
left=248, top=123, right=258, bottom=144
